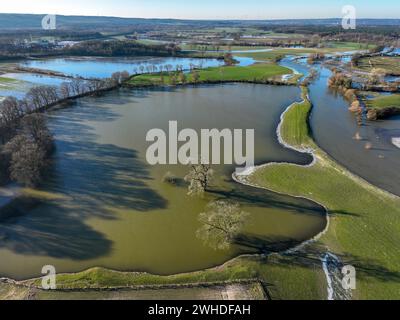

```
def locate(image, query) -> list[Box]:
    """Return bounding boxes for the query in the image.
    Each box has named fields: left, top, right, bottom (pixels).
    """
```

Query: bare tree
left=197, top=200, right=249, bottom=250
left=192, top=70, right=200, bottom=83
left=21, top=113, right=54, bottom=155
left=60, top=82, right=72, bottom=99
left=120, top=70, right=130, bottom=82
left=70, top=79, right=86, bottom=95
left=4, top=135, right=46, bottom=187
left=184, top=163, right=213, bottom=196
left=0, top=97, right=23, bottom=123
left=179, top=72, right=187, bottom=84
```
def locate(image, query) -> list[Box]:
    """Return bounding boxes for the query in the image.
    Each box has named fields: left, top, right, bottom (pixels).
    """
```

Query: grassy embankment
left=357, top=56, right=400, bottom=75
left=6, top=252, right=324, bottom=300
left=365, top=93, right=400, bottom=119
left=246, top=87, right=400, bottom=299
left=0, top=76, right=18, bottom=88
left=366, top=94, right=400, bottom=110
left=235, top=43, right=374, bottom=62
left=127, top=63, right=293, bottom=87
left=0, top=279, right=266, bottom=300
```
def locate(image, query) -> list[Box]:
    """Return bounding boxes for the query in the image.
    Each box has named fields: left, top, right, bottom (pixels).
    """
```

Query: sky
left=0, top=0, right=399, bottom=20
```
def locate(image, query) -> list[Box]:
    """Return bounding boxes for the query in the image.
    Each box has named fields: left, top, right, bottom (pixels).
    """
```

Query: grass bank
left=244, top=87, right=400, bottom=299
left=365, top=93, right=400, bottom=120
left=235, top=43, right=374, bottom=62
left=366, top=93, right=400, bottom=110
left=357, top=56, right=400, bottom=75
left=10, top=253, right=323, bottom=300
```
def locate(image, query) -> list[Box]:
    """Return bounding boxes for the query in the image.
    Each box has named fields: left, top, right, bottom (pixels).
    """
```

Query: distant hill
left=0, top=13, right=399, bottom=30
left=0, top=14, right=186, bottom=30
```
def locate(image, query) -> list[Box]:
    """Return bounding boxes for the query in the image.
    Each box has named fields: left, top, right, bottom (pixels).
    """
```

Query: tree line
left=0, top=71, right=131, bottom=186
left=0, top=39, right=182, bottom=60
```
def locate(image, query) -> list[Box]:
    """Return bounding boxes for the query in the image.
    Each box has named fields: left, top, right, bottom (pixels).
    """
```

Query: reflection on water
left=0, top=73, right=72, bottom=100
left=21, top=56, right=255, bottom=79
left=0, top=84, right=326, bottom=279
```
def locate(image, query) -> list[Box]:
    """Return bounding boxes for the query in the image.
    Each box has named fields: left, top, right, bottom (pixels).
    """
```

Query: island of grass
left=365, top=93, right=400, bottom=120
left=356, top=56, right=400, bottom=75
left=126, top=63, right=293, bottom=87
left=242, top=87, right=400, bottom=299
left=0, top=76, right=18, bottom=89
left=235, top=43, right=376, bottom=62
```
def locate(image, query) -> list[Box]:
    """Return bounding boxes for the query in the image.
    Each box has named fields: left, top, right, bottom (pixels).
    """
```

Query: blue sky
left=1, top=0, right=399, bottom=19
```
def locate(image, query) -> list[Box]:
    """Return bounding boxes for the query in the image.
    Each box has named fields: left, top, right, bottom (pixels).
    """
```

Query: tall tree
left=197, top=200, right=249, bottom=250
left=184, top=163, right=214, bottom=196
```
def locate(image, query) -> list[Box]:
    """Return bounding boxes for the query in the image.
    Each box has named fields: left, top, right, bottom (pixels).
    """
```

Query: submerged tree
left=184, top=163, right=214, bottom=196
left=223, top=52, right=236, bottom=66
left=197, top=200, right=249, bottom=250
left=4, top=135, right=46, bottom=187
left=192, top=70, right=200, bottom=83
left=21, top=113, right=54, bottom=155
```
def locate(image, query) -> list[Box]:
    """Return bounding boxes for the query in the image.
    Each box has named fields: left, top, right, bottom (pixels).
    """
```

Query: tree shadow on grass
left=208, top=186, right=360, bottom=218
left=263, top=246, right=400, bottom=285
left=235, top=234, right=400, bottom=297
left=234, top=234, right=301, bottom=254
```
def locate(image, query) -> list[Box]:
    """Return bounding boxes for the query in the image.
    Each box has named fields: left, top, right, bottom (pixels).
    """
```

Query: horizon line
left=1, top=12, right=400, bottom=21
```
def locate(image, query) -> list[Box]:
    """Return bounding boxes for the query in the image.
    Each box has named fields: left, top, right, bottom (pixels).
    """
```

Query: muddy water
left=0, top=84, right=326, bottom=280
left=279, top=57, right=400, bottom=196
left=309, top=67, right=400, bottom=196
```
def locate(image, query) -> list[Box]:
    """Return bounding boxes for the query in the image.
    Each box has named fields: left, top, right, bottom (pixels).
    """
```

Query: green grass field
left=236, top=43, right=375, bottom=62
left=366, top=94, right=400, bottom=110
left=0, top=76, right=17, bottom=83
left=128, top=63, right=292, bottom=86
left=324, top=41, right=372, bottom=50
left=0, top=76, right=18, bottom=91
left=357, top=56, right=400, bottom=74
left=247, top=88, right=400, bottom=299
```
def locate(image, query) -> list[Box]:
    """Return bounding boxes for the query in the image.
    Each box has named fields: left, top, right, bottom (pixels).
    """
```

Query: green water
left=0, top=84, right=326, bottom=280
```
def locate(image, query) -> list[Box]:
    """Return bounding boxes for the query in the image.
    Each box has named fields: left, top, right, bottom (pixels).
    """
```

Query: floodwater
left=280, top=57, right=400, bottom=196
left=1, top=55, right=253, bottom=99
left=0, top=84, right=326, bottom=280
left=0, top=73, right=72, bottom=99
left=20, top=56, right=255, bottom=79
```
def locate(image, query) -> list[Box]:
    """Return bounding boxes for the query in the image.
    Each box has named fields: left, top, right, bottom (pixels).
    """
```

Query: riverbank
left=365, top=93, right=400, bottom=120
left=239, top=87, right=400, bottom=299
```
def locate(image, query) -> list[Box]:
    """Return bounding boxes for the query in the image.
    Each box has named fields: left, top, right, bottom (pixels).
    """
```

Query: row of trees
left=0, top=71, right=133, bottom=186
left=68, top=40, right=181, bottom=57
left=132, top=62, right=205, bottom=76
left=1, top=72, right=130, bottom=125
left=0, top=39, right=182, bottom=59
